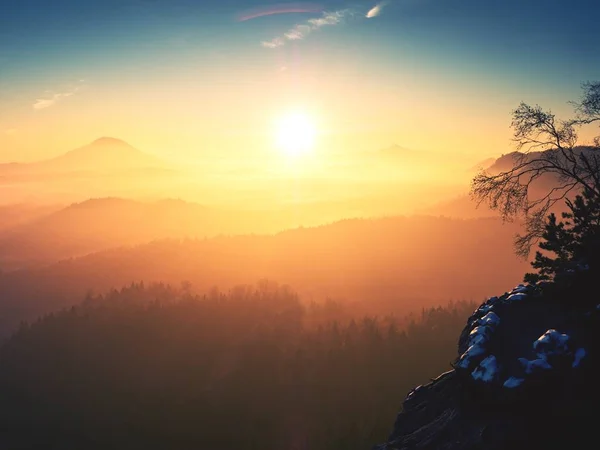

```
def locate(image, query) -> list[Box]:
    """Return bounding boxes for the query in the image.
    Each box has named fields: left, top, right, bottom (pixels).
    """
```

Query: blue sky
left=1, top=0, right=599, bottom=161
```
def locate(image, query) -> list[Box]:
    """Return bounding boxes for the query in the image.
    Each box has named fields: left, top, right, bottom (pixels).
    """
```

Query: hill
left=0, top=203, right=63, bottom=231
left=0, top=137, right=162, bottom=175
left=0, top=283, right=475, bottom=450
left=0, top=197, right=405, bottom=270
left=0, top=198, right=219, bottom=269
left=0, top=215, right=529, bottom=338
left=415, top=194, right=496, bottom=219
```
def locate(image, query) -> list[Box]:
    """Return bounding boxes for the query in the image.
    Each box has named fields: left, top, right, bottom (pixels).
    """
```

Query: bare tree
left=471, top=81, right=600, bottom=257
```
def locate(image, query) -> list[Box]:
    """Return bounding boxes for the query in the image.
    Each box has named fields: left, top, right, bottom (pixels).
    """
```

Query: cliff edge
left=375, top=272, right=600, bottom=449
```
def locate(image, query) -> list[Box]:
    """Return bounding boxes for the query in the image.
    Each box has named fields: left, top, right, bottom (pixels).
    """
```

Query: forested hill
left=0, top=282, right=475, bottom=450
left=0, top=215, right=527, bottom=338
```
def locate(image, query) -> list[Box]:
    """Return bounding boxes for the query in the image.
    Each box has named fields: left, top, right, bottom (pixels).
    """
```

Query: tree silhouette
left=0, top=282, right=476, bottom=450
left=524, top=188, right=600, bottom=283
left=471, top=81, right=600, bottom=257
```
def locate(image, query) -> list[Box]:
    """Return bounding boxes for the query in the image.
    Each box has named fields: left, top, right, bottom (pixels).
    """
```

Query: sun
left=275, top=112, right=316, bottom=157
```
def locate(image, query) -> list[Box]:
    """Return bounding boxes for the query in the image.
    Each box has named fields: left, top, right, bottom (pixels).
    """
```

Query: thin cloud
left=33, top=81, right=84, bottom=110
left=366, top=1, right=390, bottom=19
left=308, top=10, right=345, bottom=27
left=284, top=24, right=312, bottom=40
left=262, top=37, right=285, bottom=48
left=262, top=9, right=351, bottom=48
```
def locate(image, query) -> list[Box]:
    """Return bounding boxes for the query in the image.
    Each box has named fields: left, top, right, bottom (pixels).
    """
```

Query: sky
left=1, top=0, right=599, bottom=163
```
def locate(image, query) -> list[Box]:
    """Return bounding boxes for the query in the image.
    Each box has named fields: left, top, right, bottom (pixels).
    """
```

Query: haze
left=0, top=2, right=598, bottom=447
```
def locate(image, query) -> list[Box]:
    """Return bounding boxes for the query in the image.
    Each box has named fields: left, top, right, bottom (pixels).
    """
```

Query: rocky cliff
left=375, top=274, right=600, bottom=449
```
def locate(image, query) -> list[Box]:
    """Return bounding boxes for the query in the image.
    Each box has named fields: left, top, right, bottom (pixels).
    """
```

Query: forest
left=0, top=282, right=475, bottom=450
left=0, top=215, right=525, bottom=339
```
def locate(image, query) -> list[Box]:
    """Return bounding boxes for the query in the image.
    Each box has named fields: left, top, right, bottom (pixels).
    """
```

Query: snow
left=476, top=304, right=493, bottom=315
left=572, top=348, right=587, bottom=368
left=511, top=284, right=529, bottom=294
left=506, top=293, right=527, bottom=302
left=478, top=312, right=501, bottom=327
left=469, top=332, right=489, bottom=347
left=533, top=329, right=570, bottom=358
left=457, top=344, right=486, bottom=369
left=503, top=377, right=525, bottom=388
left=471, top=355, right=500, bottom=382
left=522, top=358, right=552, bottom=374
left=406, top=385, right=423, bottom=400
left=468, top=326, right=493, bottom=347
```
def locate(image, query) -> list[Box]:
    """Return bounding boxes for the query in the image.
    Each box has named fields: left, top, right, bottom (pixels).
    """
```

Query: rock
left=533, top=329, right=570, bottom=358
left=375, top=279, right=600, bottom=450
left=478, top=312, right=501, bottom=327
left=471, top=355, right=500, bottom=382
left=468, top=326, right=491, bottom=346
left=456, top=344, right=486, bottom=369
left=502, top=377, right=525, bottom=388
left=506, top=293, right=527, bottom=302
left=521, top=357, right=552, bottom=374
left=572, top=348, right=586, bottom=368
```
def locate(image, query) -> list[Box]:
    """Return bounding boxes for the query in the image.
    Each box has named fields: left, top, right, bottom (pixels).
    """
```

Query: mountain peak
left=38, top=137, right=159, bottom=171
left=90, top=137, right=131, bottom=147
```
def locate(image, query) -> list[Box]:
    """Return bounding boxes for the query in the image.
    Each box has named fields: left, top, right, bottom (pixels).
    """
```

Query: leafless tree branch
left=471, top=81, right=600, bottom=258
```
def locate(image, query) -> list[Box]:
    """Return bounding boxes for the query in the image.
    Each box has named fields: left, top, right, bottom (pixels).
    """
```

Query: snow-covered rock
left=506, top=293, right=527, bottom=302
left=511, top=284, right=530, bottom=294
left=521, top=357, right=552, bottom=374
left=471, top=355, right=500, bottom=382
left=572, top=348, right=586, bottom=368
left=457, top=344, right=486, bottom=369
left=468, top=326, right=491, bottom=346
left=475, top=304, right=494, bottom=315
left=478, top=312, right=501, bottom=327
left=377, top=273, right=600, bottom=450
left=533, top=329, right=570, bottom=358
left=503, top=376, right=525, bottom=388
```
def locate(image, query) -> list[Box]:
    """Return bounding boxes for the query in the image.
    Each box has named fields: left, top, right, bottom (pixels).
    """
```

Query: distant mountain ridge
left=0, top=214, right=528, bottom=338
left=0, top=137, right=162, bottom=174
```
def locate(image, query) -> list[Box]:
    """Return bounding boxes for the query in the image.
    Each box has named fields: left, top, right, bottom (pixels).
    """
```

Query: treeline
left=0, top=215, right=526, bottom=337
left=0, top=282, right=474, bottom=450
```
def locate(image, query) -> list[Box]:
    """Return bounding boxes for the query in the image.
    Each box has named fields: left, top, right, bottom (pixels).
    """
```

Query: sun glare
left=275, top=112, right=316, bottom=157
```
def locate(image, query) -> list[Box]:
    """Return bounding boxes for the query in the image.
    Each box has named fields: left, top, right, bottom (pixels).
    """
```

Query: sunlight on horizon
left=274, top=111, right=317, bottom=158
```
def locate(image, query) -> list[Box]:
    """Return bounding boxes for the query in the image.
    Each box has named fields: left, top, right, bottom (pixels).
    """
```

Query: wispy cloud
left=308, top=10, right=346, bottom=27
left=262, top=9, right=353, bottom=48
left=262, top=37, right=286, bottom=48
left=366, top=1, right=390, bottom=19
left=261, top=1, right=393, bottom=49
left=284, top=24, right=312, bottom=40
left=33, top=80, right=85, bottom=110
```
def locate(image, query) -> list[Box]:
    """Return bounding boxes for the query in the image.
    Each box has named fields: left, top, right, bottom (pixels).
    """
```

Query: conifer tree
left=524, top=189, right=600, bottom=283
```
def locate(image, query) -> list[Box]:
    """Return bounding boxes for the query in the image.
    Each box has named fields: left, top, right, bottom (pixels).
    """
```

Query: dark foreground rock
left=375, top=276, right=600, bottom=450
